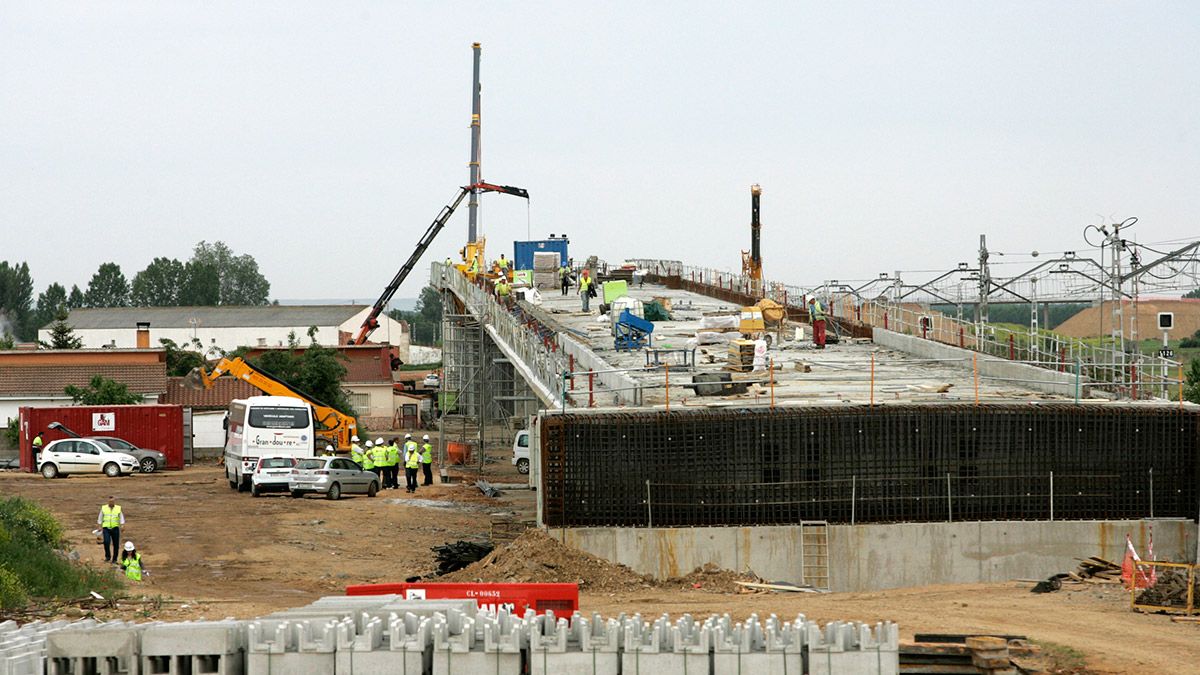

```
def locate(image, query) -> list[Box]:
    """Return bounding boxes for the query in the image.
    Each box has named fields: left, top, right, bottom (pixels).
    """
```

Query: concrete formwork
left=553, top=518, right=1195, bottom=592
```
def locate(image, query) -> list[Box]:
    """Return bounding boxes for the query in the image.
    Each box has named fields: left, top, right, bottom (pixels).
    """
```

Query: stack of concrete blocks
left=528, top=610, right=621, bottom=675
left=533, top=252, right=560, bottom=290
left=141, top=621, right=244, bottom=675
left=246, top=619, right=337, bottom=674
left=622, top=613, right=710, bottom=675
left=710, top=613, right=804, bottom=675
left=432, top=606, right=523, bottom=675
left=334, top=611, right=432, bottom=675
left=0, top=619, right=97, bottom=675
left=45, top=620, right=141, bottom=675
left=805, top=620, right=899, bottom=675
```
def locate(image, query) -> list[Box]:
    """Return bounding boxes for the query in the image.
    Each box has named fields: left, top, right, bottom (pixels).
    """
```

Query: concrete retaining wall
left=872, top=327, right=1083, bottom=397
left=553, top=519, right=1195, bottom=592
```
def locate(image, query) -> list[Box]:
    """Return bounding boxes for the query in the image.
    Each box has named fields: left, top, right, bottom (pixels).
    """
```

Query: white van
left=225, top=396, right=316, bottom=492
left=511, top=430, right=529, bottom=475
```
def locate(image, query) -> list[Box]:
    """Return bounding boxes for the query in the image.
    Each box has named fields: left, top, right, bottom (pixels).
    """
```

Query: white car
left=38, top=439, right=138, bottom=478
left=422, top=373, right=441, bottom=388
left=512, top=430, right=529, bottom=475
left=250, top=455, right=298, bottom=497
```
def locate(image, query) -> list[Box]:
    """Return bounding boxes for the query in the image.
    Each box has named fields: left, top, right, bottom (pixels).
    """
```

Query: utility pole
left=977, top=235, right=990, bottom=324
left=467, top=43, right=482, bottom=242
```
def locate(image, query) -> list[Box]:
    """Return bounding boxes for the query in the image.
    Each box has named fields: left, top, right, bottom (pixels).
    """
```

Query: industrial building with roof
left=40, top=305, right=411, bottom=359
left=0, top=348, right=168, bottom=424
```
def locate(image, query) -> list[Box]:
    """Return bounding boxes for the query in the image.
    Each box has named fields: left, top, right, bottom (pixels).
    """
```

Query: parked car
left=251, top=455, right=298, bottom=497
left=289, top=457, right=379, bottom=500
left=512, top=430, right=529, bottom=475
left=87, top=436, right=167, bottom=473
left=422, top=373, right=441, bottom=388
left=47, top=423, right=168, bottom=473
left=38, top=439, right=138, bottom=478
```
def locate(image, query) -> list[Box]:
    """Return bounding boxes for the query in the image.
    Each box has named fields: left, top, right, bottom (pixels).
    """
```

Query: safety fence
left=539, top=403, right=1200, bottom=528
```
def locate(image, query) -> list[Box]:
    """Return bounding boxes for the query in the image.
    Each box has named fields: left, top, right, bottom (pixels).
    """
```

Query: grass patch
left=1034, top=640, right=1089, bottom=673
left=0, top=497, right=123, bottom=609
left=395, top=361, right=442, bottom=372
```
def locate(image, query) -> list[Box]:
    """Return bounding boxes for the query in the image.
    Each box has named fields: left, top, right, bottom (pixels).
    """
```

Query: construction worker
left=31, top=430, right=44, bottom=466
left=120, top=541, right=145, bottom=581
left=403, top=434, right=420, bottom=493
left=421, top=434, right=434, bottom=486
left=350, top=441, right=365, bottom=467
left=386, top=438, right=401, bottom=489
left=497, top=254, right=510, bottom=279
left=370, top=438, right=389, bottom=485
left=350, top=435, right=363, bottom=460
left=468, top=256, right=480, bottom=275
left=321, top=444, right=335, bottom=457
left=496, top=278, right=512, bottom=307
left=559, top=264, right=570, bottom=296
left=808, top=296, right=827, bottom=349
left=97, top=495, right=124, bottom=565
left=361, top=440, right=376, bottom=475
left=579, top=269, right=594, bottom=313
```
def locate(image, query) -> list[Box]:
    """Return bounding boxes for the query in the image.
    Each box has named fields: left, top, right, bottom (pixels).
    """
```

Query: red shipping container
left=345, top=582, right=579, bottom=616
left=18, top=404, right=185, bottom=472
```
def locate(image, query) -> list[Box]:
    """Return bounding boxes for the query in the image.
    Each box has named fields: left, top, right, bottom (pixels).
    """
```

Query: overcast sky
left=2, top=1, right=1198, bottom=302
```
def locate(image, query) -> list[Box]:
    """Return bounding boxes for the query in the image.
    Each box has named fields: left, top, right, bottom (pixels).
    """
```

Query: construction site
left=4, top=23, right=1200, bottom=675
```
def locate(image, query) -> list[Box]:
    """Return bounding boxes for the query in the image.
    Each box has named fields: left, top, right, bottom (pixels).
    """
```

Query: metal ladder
left=800, top=521, right=830, bottom=590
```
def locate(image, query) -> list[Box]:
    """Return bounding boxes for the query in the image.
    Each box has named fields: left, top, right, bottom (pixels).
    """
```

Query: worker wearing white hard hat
left=351, top=435, right=360, bottom=442
left=403, top=434, right=421, bottom=493
left=121, top=541, right=145, bottom=581
left=420, top=434, right=434, bottom=486
left=361, top=440, right=376, bottom=473
left=350, top=435, right=363, bottom=464
left=322, top=444, right=335, bottom=457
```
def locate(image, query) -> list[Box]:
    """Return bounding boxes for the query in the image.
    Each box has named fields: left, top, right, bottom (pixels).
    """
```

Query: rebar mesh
left=540, top=404, right=1200, bottom=527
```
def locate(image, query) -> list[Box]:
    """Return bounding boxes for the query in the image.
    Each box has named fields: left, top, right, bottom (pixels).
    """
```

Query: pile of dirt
left=664, top=562, right=761, bottom=594
left=438, top=529, right=652, bottom=592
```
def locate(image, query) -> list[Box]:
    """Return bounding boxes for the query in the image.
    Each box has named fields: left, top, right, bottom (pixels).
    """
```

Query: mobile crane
left=352, top=181, right=529, bottom=345
left=185, top=357, right=359, bottom=450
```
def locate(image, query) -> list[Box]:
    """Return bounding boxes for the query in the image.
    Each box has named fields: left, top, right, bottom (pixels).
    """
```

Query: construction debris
left=1134, top=568, right=1198, bottom=609
left=475, top=479, right=502, bottom=498
left=431, top=540, right=494, bottom=575
left=1032, top=556, right=1121, bottom=592
left=439, top=529, right=649, bottom=591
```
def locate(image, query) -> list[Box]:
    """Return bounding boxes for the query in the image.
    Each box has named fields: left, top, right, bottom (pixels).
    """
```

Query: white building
left=41, top=305, right=411, bottom=359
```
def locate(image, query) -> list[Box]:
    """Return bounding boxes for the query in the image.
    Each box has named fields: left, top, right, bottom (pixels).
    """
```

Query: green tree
left=34, top=283, right=68, bottom=332
left=66, top=285, right=85, bottom=309
left=41, top=311, right=83, bottom=349
left=1185, top=358, right=1200, bottom=405
left=0, top=261, right=35, bottom=340
left=64, top=375, right=143, bottom=405
left=160, top=338, right=206, bottom=377
left=387, top=285, right=443, bottom=347
left=0, top=334, right=14, bottom=350
left=83, top=262, right=130, bottom=308
left=178, top=259, right=220, bottom=306
left=191, top=241, right=270, bottom=305
left=1185, top=288, right=1200, bottom=299
left=131, top=257, right=185, bottom=306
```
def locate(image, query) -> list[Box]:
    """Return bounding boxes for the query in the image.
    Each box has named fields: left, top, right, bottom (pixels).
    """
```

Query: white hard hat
left=365, top=441, right=374, bottom=448
left=405, top=433, right=412, bottom=439
left=124, top=541, right=135, bottom=551
left=325, top=445, right=334, bottom=451
left=375, top=438, right=384, bottom=445
left=422, top=434, right=430, bottom=440
left=351, top=435, right=360, bottom=442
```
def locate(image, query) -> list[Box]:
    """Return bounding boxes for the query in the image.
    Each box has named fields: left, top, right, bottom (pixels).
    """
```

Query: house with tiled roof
left=38, top=305, right=411, bottom=360
left=0, top=348, right=168, bottom=424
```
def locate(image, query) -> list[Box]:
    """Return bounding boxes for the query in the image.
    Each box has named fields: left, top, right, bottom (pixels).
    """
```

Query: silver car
left=88, top=436, right=168, bottom=473
left=289, top=457, right=379, bottom=500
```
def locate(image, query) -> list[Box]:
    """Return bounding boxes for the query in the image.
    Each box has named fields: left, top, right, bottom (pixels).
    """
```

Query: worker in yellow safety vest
left=385, top=437, right=401, bottom=490
left=421, top=434, right=434, bottom=486
left=807, top=296, right=827, bottom=349
left=497, top=254, right=509, bottom=278
left=350, top=438, right=365, bottom=466
left=121, top=541, right=145, bottom=581
left=403, top=434, right=421, bottom=493
left=31, top=431, right=44, bottom=467
left=579, top=269, right=594, bottom=313
left=97, top=495, right=125, bottom=564
left=559, top=265, right=570, bottom=296
left=361, top=441, right=375, bottom=473
left=370, top=437, right=388, bottom=485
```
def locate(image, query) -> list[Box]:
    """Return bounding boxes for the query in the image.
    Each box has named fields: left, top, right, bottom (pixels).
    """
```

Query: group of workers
left=343, top=434, right=433, bottom=493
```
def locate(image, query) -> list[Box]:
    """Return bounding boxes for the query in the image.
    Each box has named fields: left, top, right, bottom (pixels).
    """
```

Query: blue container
left=513, top=238, right=570, bottom=271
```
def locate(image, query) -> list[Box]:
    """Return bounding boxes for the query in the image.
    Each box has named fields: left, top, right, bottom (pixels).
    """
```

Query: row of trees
left=0, top=241, right=271, bottom=342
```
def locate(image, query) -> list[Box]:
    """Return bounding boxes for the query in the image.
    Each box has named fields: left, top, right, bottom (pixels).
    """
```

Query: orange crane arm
left=190, top=357, right=358, bottom=450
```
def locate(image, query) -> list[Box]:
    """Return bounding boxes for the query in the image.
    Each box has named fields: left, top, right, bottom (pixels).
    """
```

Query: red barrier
left=345, top=582, right=579, bottom=615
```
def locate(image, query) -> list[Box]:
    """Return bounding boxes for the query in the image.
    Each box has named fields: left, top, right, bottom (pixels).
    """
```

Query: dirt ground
left=2, top=462, right=1198, bottom=674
